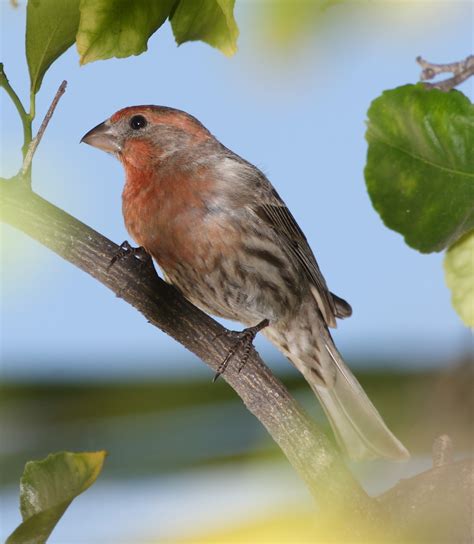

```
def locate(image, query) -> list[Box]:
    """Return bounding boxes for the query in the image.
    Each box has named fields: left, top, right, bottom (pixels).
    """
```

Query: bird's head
left=81, top=105, right=213, bottom=169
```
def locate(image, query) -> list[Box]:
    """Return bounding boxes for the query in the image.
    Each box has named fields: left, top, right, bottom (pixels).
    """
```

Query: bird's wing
left=254, top=189, right=350, bottom=327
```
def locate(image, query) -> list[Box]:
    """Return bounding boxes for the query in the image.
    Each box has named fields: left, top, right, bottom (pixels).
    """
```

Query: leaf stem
left=0, top=63, right=32, bottom=159
left=29, top=88, right=36, bottom=122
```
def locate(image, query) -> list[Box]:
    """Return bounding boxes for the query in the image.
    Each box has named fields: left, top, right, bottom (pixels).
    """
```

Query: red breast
left=121, top=143, right=239, bottom=273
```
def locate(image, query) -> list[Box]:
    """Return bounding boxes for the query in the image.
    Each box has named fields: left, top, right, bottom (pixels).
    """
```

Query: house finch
left=82, top=106, right=409, bottom=461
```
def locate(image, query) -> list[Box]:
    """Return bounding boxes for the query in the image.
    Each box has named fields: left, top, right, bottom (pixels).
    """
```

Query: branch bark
left=379, top=457, right=474, bottom=543
left=0, top=179, right=374, bottom=518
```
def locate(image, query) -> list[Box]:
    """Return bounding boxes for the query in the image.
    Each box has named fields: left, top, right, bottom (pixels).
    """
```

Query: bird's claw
left=108, top=241, right=151, bottom=271
left=213, top=319, right=269, bottom=382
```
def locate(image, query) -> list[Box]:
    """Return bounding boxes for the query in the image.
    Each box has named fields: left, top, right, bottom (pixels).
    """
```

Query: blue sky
left=1, top=1, right=472, bottom=380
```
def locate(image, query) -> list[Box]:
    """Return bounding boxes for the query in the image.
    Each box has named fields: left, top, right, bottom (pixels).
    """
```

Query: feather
left=254, top=198, right=352, bottom=328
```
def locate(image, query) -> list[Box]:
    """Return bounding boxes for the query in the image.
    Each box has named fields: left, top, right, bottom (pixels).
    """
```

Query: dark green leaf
left=365, top=84, right=474, bottom=253
left=77, top=0, right=176, bottom=65
left=26, top=0, right=81, bottom=94
left=6, top=451, right=106, bottom=544
left=170, top=0, right=238, bottom=56
left=444, top=230, right=474, bottom=327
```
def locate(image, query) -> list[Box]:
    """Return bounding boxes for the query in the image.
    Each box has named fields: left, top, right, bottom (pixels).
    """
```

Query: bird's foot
left=213, top=319, right=269, bottom=382
left=108, top=241, right=152, bottom=271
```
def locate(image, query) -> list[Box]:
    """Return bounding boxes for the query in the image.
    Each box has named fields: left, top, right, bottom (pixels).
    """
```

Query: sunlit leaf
left=170, top=0, right=239, bottom=56
left=6, top=451, right=107, bottom=544
left=365, top=85, right=474, bottom=253
left=444, top=231, right=474, bottom=327
left=77, top=0, right=176, bottom=65
left=26, top=0, right=81, bottom=93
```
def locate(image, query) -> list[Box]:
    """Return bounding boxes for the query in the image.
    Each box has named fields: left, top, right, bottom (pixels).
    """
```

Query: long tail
left=265, top=325, right=409, bottom=461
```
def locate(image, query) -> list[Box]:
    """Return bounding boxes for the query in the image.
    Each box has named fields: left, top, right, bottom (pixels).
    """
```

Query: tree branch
left=379, top=456, right=473, bottom=543
left=0, top=180, right=375, bottom=520
left=417, top=54, right=474, bottom=92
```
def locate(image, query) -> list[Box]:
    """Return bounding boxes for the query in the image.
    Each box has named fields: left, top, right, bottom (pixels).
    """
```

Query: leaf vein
left=374, top=135, right=474, bottom=180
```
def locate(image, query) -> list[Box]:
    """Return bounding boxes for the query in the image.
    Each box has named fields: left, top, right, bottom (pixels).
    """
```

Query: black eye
left=130, top=115, right=147, bottom=130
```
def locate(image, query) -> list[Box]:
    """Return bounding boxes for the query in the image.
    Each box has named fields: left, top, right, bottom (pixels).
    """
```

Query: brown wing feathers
left=255, top=200, right=351, bottom=327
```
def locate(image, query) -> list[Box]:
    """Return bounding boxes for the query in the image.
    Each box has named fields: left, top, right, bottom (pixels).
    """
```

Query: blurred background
left=1, top=1, right=473, bottom=542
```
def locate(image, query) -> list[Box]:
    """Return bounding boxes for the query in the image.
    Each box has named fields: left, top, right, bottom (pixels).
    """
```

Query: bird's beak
left=81, top=121, right=121, bottom=154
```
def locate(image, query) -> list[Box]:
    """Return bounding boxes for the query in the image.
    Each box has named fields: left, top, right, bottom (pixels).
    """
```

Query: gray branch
left=417, top=54, right=474, bottom=92
left=20, top=81, right=67, bottom=181
left=379, top=455, right=473, bottom=543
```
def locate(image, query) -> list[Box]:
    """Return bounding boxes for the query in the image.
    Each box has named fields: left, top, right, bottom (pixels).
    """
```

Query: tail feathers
left=331, top=293, right=352, bottom=319
left=297, top=341, right=409, bottom=461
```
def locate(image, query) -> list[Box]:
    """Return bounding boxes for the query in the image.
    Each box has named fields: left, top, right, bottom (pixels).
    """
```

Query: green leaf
left=444, top=231, right=474, bottom=327
left=6, top=451, right=107, bottom=544
left=365, top=84, right=474, bottom=253
left=77, top=0, right=176, bottom=65
left=170, top=0, right=239, bottom=56
left=26, top=0, right=81, bottom=94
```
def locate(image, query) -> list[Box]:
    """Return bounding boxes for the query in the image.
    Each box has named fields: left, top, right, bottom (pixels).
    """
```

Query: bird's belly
left=163, top=240, right=303, bottom=327
left=124, top=191, right=303, bottom=325
left=166, top=266, right=262, bottom=324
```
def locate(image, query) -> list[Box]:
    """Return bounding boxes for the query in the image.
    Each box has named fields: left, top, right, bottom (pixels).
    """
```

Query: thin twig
left=20, top=80, right=68, bottom=179
left=432, top=434, right=454, bottom=468
left=417, top=55, right=474, bottom=92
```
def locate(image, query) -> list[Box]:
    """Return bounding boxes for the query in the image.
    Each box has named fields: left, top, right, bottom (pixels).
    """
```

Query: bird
left=81, top=105, right=409, bottom=461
